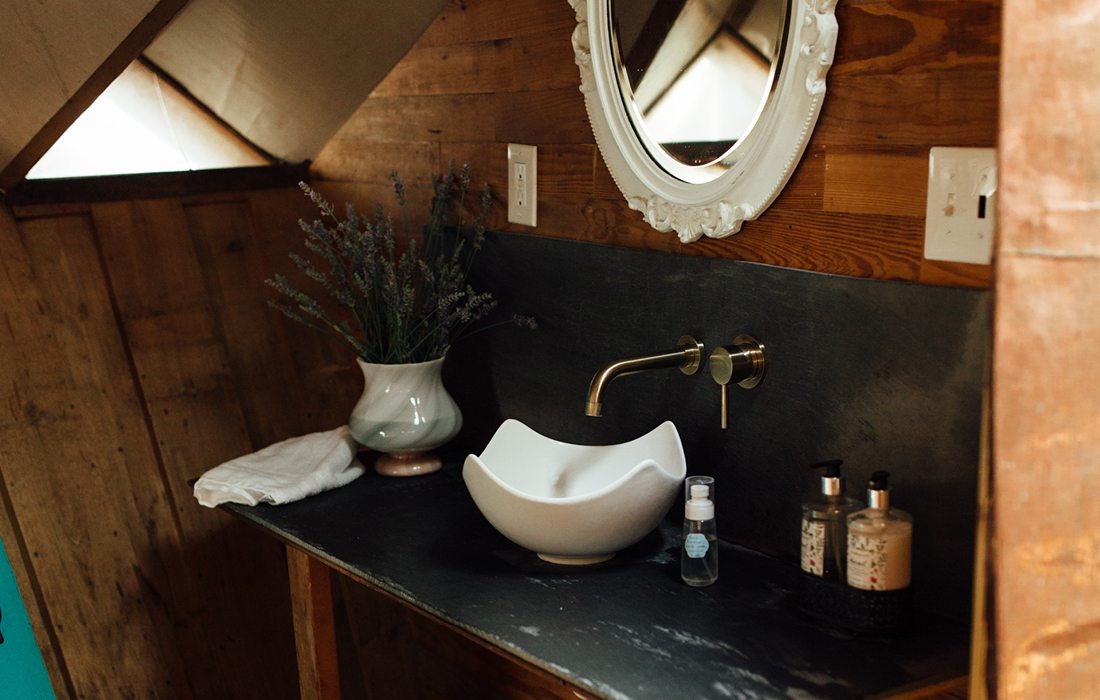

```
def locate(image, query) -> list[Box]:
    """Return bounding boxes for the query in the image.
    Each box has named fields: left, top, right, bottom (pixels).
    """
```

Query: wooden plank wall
left=311, top=0, right=1000, bottom=289
left=0, top=188, right=360, bottom=698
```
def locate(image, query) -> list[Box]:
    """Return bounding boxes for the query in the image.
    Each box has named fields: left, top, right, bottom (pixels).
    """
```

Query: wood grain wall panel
left=321, top=94, right=501, bottom=144
left=373, top=40, right=514, bottom=97
left=0, top=212, right=193, bottom=697
left=817, top=71, right=1000, bottom=148
left=1, top=188, right=340, bottom=699
left=513, top=30, right=590, bottom=91
left=0, top=209, right=74, bottom=697
left=494, top=89, right=593, bottom=145
left=183, top=200, right=307, bottom=446
left=823, top=150, right=928, bottom=217
left=313, top=0, right=999, bottom=288
left=309, top=141, right=441, bottom=189
left=418, top=0, right=577, bottom=47
left=91, top=199, right=299, bottom=699
left=245, top=188, right=363, bottom=431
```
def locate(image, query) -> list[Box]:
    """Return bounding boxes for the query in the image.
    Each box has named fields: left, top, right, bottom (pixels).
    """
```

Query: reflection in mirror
left=611, top=0, right=787, bottom=183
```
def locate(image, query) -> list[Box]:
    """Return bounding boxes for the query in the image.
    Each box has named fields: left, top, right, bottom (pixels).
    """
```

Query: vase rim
left=355, top=355, right=446, bottom=369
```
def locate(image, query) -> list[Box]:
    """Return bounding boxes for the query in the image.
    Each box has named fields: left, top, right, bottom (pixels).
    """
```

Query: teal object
left=684, top=532, right=710, bottom=559
left=0, top=537, right=54, bottom=699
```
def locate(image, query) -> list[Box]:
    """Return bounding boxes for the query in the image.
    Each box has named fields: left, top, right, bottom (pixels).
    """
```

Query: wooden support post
left=287, top=546, right=341, bottom=700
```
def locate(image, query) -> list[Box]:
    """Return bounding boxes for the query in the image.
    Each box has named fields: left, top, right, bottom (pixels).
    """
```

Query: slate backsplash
left=446, top=231, right=989, bottom=621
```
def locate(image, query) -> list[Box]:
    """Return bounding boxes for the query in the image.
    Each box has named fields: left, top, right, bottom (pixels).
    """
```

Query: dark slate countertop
left=223, top=465, right=970, bottom=700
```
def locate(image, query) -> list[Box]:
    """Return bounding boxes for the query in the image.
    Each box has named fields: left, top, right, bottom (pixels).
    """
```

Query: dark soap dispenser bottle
left=800, top=460, right=862, bottom=581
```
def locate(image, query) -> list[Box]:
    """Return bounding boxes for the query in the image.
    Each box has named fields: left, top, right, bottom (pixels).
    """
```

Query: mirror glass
left=610, top=0, right=788, bottom=184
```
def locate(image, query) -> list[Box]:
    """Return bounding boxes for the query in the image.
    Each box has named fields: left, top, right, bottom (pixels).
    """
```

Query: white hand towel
left=194, top=426, right=365, bottom=508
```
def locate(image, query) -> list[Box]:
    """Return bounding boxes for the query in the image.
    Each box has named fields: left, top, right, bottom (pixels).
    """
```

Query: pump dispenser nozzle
left=811, top=459, right=845, bottom=497
left=867, top=470, right=891, bottom=509
left=800, top=459, right=861, bottom=582
left=686, top=483, right=714, bottom=521
left=812, top=459, right=843, bottom=477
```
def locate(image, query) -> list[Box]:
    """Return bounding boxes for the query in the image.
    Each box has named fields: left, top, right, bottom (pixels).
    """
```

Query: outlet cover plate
left=924, top=147, right=997, bottom=265
left=507, top=143, right=537, bottom=227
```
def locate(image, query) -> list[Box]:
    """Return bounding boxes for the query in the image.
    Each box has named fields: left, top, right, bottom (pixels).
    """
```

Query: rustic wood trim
left=287, top=546, right=342, bottom=700
left=969, top=383, right=992, bottom=700
left=4, top=163, right=311, bottom=207
left=0, top=0, right=192, bottom=192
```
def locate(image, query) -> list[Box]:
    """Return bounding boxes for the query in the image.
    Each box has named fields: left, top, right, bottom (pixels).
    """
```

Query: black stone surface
left=225, top=467, right=970, bottom=700
left=446, top=231, right=990, bottom=620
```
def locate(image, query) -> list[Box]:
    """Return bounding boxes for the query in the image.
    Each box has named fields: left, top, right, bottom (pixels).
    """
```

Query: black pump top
left=811, top=459, right=843, bottom=478
left=869, top=470, right=891, bottom=490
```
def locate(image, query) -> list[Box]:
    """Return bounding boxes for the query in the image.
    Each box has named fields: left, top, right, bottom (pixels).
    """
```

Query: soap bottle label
left=800, top=519, right=825, bottom=576
left=847, top=532, right=912, bottom=591
left=684, top=532, right=709, bottom=559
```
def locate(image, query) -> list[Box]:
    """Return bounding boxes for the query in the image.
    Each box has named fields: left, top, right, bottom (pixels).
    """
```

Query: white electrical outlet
left=507, top=143, right=537, bottom=227
left=924, top=147, right=997, bottom=264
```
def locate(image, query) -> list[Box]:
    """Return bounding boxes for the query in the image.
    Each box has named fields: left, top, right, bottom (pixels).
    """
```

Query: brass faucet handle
left=708, top=335, right=766, bottom=430
left=719, top=383, right=729, bottom=430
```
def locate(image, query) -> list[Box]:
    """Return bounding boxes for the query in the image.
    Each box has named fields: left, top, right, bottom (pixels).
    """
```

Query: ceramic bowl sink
left=462, top=419, right=686, bottom=565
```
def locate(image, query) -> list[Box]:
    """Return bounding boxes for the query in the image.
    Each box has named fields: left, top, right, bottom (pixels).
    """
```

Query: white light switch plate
left=507, top=144, right=537, bottom=227
left=924, top=147, right=997, bottom=264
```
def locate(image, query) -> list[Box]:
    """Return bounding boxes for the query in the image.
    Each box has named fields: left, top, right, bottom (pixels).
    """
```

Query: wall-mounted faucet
left=709, top=335, right=766, bottom=429
left=585, top=335, right=704, bottom=416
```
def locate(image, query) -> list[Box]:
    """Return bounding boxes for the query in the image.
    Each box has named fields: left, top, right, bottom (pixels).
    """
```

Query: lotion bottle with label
left=800, top=460, right=862, bottom=581
left=846, top=471, right=913, bottom=591
left=681, top=476, right=717, bottom=586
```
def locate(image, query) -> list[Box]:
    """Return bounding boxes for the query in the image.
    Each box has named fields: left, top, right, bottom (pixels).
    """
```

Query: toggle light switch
left=924, top=147, right=997, bottom=264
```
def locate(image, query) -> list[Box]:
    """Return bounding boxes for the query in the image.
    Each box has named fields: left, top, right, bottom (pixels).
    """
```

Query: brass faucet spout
left=585, top=336, right=703, bottom=416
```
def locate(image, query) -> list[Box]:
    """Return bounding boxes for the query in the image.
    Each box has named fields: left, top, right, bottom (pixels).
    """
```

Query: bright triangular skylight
left=27, top=60, right=269, bottom=180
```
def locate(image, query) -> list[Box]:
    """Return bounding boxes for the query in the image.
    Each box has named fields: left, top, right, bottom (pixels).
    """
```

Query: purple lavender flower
left=268, top=166, right=532, bottom=363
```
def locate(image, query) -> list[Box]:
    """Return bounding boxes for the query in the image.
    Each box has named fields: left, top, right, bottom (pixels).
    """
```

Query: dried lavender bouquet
left=267, top=163, right=533, bottom=364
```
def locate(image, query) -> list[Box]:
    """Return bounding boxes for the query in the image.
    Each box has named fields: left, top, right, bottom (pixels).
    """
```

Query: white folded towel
left=194, top=426, right=365, bottom=508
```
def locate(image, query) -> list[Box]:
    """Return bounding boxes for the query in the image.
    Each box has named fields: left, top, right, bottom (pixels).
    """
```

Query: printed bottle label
left=684, top=533, right=709, bottom=559
left=847, top=531, right=912, bottom=591
left=800, top=519, right=825, bottom=575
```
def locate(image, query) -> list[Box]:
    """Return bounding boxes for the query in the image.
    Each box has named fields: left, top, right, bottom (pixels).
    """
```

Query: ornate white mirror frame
left=569, top=0, right=838, bottom=243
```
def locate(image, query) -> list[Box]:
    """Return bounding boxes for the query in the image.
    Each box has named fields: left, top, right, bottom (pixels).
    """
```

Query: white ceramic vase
left=348, top=356, right=462, bottom=477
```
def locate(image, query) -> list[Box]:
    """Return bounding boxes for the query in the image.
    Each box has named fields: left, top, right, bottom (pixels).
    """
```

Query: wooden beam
left=287, top=547, right=342, bottom=700
left=4, top=163, right=309, bottom=207
left=0, top=0, right=190, bottom=193
left=994, top=0, right=1100, bottom=696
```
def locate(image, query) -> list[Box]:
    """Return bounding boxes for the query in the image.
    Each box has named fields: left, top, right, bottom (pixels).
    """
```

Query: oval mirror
left=569, top=0, right=837, bottom=242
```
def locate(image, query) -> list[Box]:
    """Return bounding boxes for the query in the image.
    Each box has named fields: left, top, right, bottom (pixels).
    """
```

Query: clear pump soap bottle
left=801, top=460, right=862, bottom=581
left=846, top=471, right=913, bottom=591
left=681, top=476, right=718, bottom=587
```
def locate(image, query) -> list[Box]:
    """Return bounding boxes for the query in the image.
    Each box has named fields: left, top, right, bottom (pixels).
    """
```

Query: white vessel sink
left=462, top=419, right=686, bottom=565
